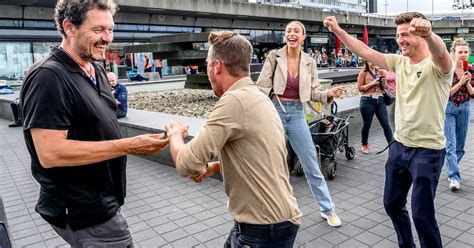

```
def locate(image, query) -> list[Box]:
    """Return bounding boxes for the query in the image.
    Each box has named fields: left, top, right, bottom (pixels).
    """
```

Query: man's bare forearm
left=32, top=128, right=168, bottom=168
left=424, top=33, right=452, bottom=73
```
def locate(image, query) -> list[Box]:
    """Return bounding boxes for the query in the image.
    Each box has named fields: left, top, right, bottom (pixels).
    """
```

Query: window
left=0, top=19, right=22, bottom=28
left=0, top=42, right=33, bottom=83
left=23, top=20, right=55, bottom=29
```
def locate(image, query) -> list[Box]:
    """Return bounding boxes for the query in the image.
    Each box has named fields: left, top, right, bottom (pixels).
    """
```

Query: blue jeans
left=273, top=99, right=335, bottom=215
left=444, top=100, right=471, bottom=182
left=384, top=141, right=445, bottom=248
left=360, top=96, right=393, bottom=145
left=224, top=221, right=298, bottom=248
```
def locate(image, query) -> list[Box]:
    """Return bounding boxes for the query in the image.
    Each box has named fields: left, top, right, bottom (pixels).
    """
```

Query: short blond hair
left=208, top=31, right=252, bottom=77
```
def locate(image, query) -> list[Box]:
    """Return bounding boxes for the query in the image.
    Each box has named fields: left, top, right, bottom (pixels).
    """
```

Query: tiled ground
left=0, top=117, right=473, bottom=247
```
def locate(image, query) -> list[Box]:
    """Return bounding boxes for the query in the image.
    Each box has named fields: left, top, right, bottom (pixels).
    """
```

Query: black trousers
left=360, top=96, right=393, bottom=145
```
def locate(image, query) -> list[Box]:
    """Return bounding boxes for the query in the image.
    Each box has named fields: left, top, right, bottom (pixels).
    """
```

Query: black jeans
left=224, top=221, right=299, bottom=248
left=384, top=141, right=445, bottom=248
left=360, top=96, right=393, bottom=145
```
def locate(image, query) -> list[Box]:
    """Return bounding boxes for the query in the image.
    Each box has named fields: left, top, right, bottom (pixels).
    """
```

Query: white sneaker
left=448, top=178, right=460, bottom=191
left=320, top=212, right=342, bottom=227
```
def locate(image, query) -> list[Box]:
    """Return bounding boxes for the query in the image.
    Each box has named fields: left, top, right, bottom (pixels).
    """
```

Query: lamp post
left=432, top=0, right=434, bottom=16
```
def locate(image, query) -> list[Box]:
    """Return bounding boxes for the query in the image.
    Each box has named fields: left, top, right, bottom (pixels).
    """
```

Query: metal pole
left=432, top=0, right=434, bottom=16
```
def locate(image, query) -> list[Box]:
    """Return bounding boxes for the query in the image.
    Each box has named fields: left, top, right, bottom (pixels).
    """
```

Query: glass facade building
left=0, top=42, right=57, bottom=84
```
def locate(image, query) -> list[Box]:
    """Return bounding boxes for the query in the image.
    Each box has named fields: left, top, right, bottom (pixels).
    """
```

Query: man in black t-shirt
left=20, top=1, right=168, bottom=247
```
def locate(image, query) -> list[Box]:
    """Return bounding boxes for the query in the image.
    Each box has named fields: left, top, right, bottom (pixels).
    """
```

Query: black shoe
left=8, top=123, right=21, bottom=127
left=145, top=78, right=149, bottom=81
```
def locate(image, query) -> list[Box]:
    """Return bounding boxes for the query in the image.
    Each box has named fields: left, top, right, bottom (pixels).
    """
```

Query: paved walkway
left=0, top=117, right=473, bottom=247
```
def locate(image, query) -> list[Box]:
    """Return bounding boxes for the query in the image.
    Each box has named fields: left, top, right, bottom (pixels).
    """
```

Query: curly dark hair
left=54, top=0, right=118, bottom=37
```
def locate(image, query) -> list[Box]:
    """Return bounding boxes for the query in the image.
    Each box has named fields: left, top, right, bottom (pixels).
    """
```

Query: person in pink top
left=384, top=70, right=396, bottom=94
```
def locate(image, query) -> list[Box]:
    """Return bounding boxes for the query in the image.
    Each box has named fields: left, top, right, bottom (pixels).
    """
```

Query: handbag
left=368, top=70, right=394, bottom=105
left=382, top=90, right=395, bottom=105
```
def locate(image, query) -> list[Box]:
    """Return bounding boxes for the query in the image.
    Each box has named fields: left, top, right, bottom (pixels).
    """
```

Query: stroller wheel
left=294, top=159, right=304, bottom=177
left=345, top=146, right=356, bottom=160
left=322, top=160, right=337, bottom=180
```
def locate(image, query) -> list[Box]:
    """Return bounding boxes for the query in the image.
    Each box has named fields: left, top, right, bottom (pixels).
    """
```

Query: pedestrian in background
left=107, top=72, right=128, bottom=118
left=8, top=97, right=22, bottom=127
left=20, top=1, right=168, bottom=246
left=324, top=12, right=453, bottom=248
left=384, top=70, right=396, bottom=95
left=383, top=69, right=397, bottom=127
left=257, top=20, right=343, bottom=227
left=128, top=66, right=148, bottom=81
left=155, top=58, right=163, bottom=79
left=144, top=54, right=152, bottom=72
left=357, top=60, right=393, bottom=154
left=444, top=38, right=474, bottom=191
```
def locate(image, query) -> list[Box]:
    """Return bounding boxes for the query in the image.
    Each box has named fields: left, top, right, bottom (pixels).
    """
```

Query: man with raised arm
left=324, top=13, right=453, bottom=248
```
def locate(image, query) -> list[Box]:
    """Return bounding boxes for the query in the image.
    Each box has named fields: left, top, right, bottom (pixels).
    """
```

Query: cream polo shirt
left=176, top=77, right=302, bottom=225
left=385, top=54, right=453, bottom=149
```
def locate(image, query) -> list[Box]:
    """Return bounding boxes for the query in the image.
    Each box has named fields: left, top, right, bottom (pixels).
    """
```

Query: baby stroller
left=292, top=102, right=355, bottom=180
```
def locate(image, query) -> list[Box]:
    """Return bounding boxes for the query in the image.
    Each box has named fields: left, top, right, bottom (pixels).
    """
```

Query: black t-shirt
left=20, top=47, right=127, bottom=231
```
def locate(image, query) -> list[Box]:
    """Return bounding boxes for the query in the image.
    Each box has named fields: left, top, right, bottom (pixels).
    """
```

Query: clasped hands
left=165, top=121, right=189, bottom=139
left=165, top=122, right=219, bottom=183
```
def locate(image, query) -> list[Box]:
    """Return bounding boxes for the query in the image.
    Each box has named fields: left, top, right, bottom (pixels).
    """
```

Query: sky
left=376, top=0, right=474, bottom=15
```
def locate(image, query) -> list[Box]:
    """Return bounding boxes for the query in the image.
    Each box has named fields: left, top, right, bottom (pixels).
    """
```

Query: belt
left=235, top=221, right=299, bottom=239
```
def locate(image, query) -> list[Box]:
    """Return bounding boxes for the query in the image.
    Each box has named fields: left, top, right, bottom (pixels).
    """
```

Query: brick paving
left=0, top=117, right=473, bottom=247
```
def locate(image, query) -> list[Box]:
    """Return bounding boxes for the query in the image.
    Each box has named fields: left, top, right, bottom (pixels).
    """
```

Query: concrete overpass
left=0, top=0, right=472, bottom=39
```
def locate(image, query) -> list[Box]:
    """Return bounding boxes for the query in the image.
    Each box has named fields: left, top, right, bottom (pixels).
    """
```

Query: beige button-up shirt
left=176, top=77, right=302, bottom=225
left=256, top=46, right=329, bottom=103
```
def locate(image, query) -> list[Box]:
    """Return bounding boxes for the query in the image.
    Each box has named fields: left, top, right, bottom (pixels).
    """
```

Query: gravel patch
left=129, top=82, right=359, bottom=119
